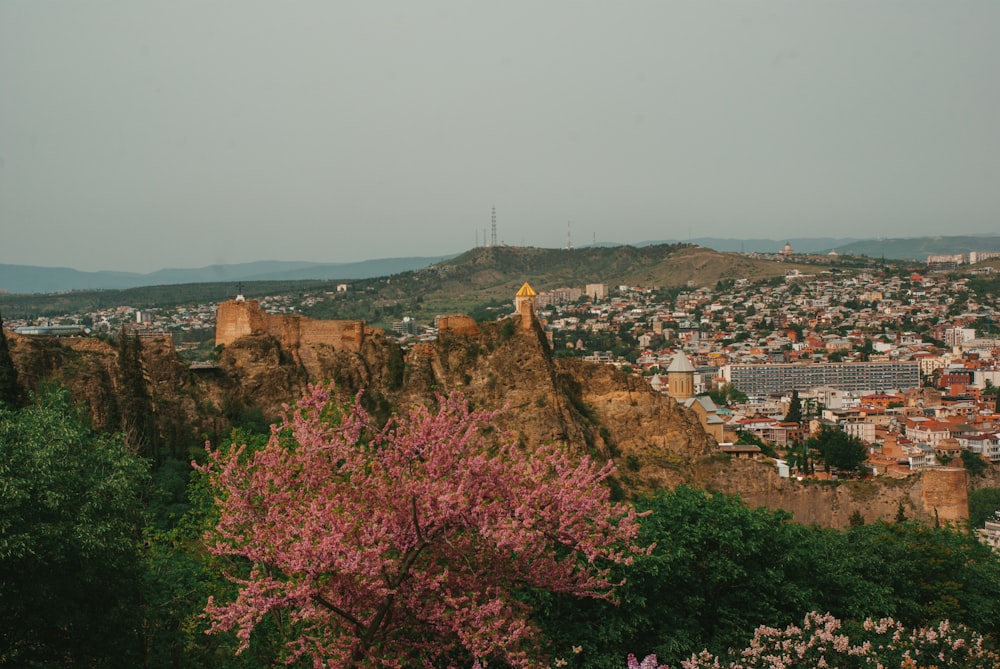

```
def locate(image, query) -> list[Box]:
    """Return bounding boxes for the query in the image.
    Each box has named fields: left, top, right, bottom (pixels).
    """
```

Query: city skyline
left=2, top=2, right=998, bottom=273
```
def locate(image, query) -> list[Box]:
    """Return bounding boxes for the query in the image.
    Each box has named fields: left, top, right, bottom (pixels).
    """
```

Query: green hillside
left=0, top=244, right=856, bottom=325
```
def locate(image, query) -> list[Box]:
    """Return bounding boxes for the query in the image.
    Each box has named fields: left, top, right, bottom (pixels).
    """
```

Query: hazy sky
left=2, top=2, right=998, bottom=272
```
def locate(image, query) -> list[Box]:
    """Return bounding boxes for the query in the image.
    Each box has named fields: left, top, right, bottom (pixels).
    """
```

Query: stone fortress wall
left=216, top=299, right=367, bottom=352
left=216, top=301, right=485, bottom=353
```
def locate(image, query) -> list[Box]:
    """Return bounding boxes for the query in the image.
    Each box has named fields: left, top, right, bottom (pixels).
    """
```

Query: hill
left=285, top=244, right=832, bottom=328
left=6, top=234, right=997, bottom=295
left=643, top=236, right=860, bottom=254
left=0, top=244, right=852, bottom=326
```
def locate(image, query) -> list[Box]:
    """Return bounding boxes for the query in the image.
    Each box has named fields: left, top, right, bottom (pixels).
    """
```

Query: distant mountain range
left=4, top=235, right=1000, bottom=294
left=0, top=256, right=455, bottom=295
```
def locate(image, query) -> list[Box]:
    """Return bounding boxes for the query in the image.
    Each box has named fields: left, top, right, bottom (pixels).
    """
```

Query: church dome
left=667, top=351, right=695, bottom=373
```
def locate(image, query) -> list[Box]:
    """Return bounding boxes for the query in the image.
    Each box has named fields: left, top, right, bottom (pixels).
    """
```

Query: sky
left=1, top=2, right=998, bottom=273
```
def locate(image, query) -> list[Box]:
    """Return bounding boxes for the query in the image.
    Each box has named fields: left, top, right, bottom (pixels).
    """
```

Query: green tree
left=536, top=491, right=1000, bottom=668
left=961, top=449, right=989, bottom=477
left=783, top=389, right=802, bottom=423
left=806, top=426, right=868, bottom=475
left=845, top=521, right=1000, bottom=635
left=968, top=487, right=1000, bottom=529
left=0, top=389, right=149, bottom=667
left=533, top=487, right=830, bottom=667
left=0, top=312, right=23, bottom=408
left=706, top=383, right=748, bottom=407
left=735, top=430, right=775, bottom=457
left=855, top=337, right=875, bottom=361
left=142, top=429, right=285, bottom=668
left=983, top=379, right=999, bottom=401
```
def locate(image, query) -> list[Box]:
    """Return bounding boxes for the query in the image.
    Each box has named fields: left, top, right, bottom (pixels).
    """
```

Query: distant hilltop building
left=535, top=287, right=582, bottom=308
left=586, top=283, right=608, bottom=300
left=14, top=325, right=84, bottom=337
left=928, top=251, right=1000, bottom=271
left=927, top=254, right=965, bottom=271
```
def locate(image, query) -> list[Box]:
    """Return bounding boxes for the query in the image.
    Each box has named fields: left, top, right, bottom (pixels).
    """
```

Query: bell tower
left=667, top=351, right=695, bottom=400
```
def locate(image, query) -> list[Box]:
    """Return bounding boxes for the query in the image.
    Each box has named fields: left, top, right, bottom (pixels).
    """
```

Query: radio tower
left=566, top=221, right=572, bottom=250
left=491, top=205, right=497, bottom=247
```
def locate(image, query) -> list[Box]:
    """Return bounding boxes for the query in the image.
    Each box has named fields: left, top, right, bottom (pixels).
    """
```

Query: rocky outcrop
left=4, top=318, right=978, bottom=527
left=557, top=358, right=716, bottom=492
left=399, top=316, right=594, bottom=455
left=6, top=333, right=121, bottom=431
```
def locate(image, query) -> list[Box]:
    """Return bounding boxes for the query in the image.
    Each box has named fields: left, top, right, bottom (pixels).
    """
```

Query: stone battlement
left=437, top=315, right=480, bottom=337
left=216, top=299, right=368, bottom=353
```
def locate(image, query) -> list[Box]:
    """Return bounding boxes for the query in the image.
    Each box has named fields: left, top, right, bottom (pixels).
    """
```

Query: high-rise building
left=722, top=361, right=921, bottom=397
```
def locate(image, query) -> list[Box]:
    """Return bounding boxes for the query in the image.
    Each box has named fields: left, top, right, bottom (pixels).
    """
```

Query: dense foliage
left=968, top=487, right=1000, bottom=528
left=0, top=313, right=22, bottom=408
left=783, top=389, right=802, bottom=423
left=4, top=385, right=1000, bottom=668
left=533, top=486, right=1000, bottom=668
left=0, top=389, right=148, bottom=667
left=806, top=425, right=869, bottom=475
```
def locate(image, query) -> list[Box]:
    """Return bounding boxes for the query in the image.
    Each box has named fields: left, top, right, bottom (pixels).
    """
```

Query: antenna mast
left=491, top=205, right=497, bottom=247
left=566, top=221, right=572, bottom=250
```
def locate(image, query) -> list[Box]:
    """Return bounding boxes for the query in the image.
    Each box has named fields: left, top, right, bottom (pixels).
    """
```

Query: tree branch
left=311, top=593, right=364, bottom=632
left=411, top=495, right=424, bottom=544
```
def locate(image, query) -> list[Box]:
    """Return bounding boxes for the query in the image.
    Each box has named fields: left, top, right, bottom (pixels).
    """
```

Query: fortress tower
left=514, top=282, right=537, bottom=331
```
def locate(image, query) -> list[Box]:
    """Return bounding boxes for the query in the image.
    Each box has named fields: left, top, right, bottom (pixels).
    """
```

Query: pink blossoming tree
left=629, top=611, right=1000, bottom=669
left=199, top=383, right=645, bottom=669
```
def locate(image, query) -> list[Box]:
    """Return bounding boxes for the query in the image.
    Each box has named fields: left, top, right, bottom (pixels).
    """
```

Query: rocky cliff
left=4, top=320, right=976, bottom=527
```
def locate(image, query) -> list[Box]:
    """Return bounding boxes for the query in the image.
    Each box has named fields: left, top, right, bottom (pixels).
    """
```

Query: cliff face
left=6, top=333, right=212, bottom=455
left=400, top=317, right=596, bottom=455
left=7, top=333, right=122, bottom=431
left=5, top=321, right=975, bottom=528
left=693, top=458, right=969, bottom=528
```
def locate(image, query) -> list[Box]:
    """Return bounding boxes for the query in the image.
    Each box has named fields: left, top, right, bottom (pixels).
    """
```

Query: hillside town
left=527, top=264, right=1000, bottom=480
left=5, top=253, right=1000, bottom=487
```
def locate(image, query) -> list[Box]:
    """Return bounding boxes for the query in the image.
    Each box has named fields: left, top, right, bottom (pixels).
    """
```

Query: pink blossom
left=198, top=383, right=646, bottom=669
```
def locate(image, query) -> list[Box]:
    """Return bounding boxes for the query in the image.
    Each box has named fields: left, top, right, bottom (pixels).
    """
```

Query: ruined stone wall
left=294, top=318, right=365, bottom=353
left=215, top=299, right=365, bottom=352
left=437, top=315, right=479, bottom=337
